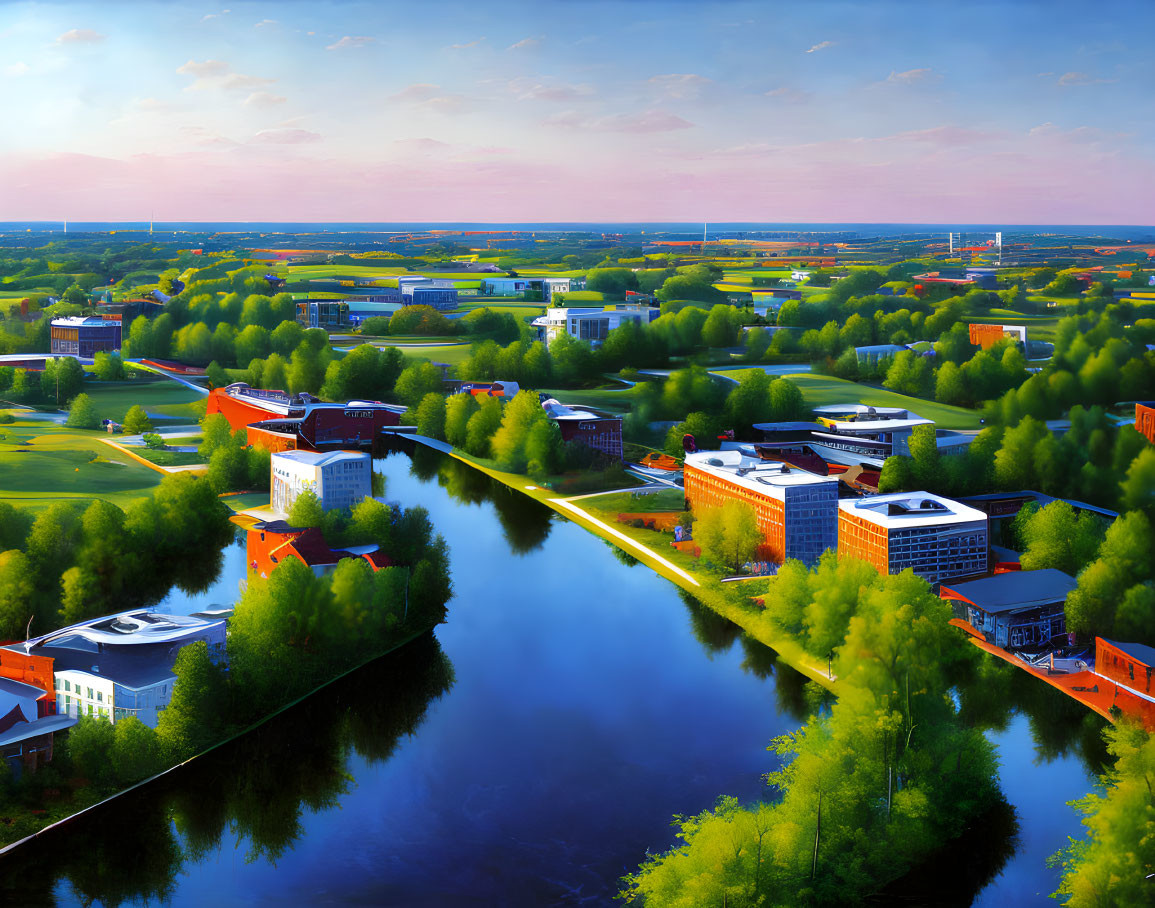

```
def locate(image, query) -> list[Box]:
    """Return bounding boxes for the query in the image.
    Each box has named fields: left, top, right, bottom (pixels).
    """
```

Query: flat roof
left=50, top=316, right=119, bottom=327
left=813, top=404, right=912, bottom=419
left=271, top=449, right=370, bottom=467
left=0, top=676, right=46, bottom=701
left=941, top=569, right=1076, bottom=613
left=684, top=449, right=837, bottom=500
left=839, top=491, right=987, bottom=528
left=1103, top=639, right=1155, bottom=667
left=0, top=713, right=77, bottom=747
left=752, top=422, right=824, bottom=432
left=18, top=608, right=225, bottom=652
left=818, top=417, right=934, bottom=433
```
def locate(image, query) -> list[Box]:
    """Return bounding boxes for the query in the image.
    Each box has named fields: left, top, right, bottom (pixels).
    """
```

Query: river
left=1, top=448, right=1106, bottom=906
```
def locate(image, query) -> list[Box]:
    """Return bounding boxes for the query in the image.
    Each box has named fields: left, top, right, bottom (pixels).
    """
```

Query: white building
left=480, top=277, right=573, bottom=302
left=271, top=450, right=372, bottom=516
left=6, top=610, right=228, bottom=728
left=531, top=303, right=660, bottom=348
left=791, top=270, right=812, bottom=281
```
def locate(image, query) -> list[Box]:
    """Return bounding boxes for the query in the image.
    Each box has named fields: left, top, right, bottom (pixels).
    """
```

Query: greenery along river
left=2, top=448, right=1108, bottom=906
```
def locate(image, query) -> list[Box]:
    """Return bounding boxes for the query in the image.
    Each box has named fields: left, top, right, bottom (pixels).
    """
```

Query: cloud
left=250, top=128, right=321, bottom=145
left=648, top=73, right=711, bottom=99
left=388, top=83, right=467, bottom=112
left=244, top=91, right=287, bottom=108
left=1028, top=122, right=1128, bottom=143
left=805, top=40, right=834, bottom=54
left=449, top=38, right=485, bottom=50
left=177, top=59, right=229, bottom=79
left=201, top=9, right=231, bottom=21
left=508, top=77, right=594, bottom=102
left=255, top=19, right=278, bottom=29
left=56, top=28, right=105, bottom=44
left=545, top=108, right=693, bottom=133
left=178, top=59, right=272, bottom=92
left=884, top=68, right=938, bottom=85
left=4, top=62, right=29, bottom=77
left=326, top=36, right=375, bottom=51
left=1057, top=71, right=1115, bottom=86
left=508, top=37, right=541, bottom=51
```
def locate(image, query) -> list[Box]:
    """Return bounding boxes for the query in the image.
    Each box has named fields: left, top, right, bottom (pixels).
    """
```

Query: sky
left=0, top=0, right=1151, bottom=224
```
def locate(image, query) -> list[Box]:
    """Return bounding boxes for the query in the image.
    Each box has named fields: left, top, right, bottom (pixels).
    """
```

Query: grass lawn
left=366, top=335, right=467, bottom=345
left=80, top=379, right=206, bottom=423
left=536, top=383, right=638, bottom=414
left=124, top=446, right=205, bottom=467
left=395, top=344, right=474, bottom=366
left=222, top=491, right=272, bottom=512
left=556, top=290, right=604, bottom=302
left=967, top=310, right=1062, bottom=342
left=0, top=416, right=163, bottom=511
left=782, top=373, right=983, bottom=429
left=583, top=487, right=686, bottom=513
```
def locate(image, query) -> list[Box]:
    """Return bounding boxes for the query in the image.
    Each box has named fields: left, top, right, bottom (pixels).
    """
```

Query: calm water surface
left=2, top=449, right=1105, bottom=906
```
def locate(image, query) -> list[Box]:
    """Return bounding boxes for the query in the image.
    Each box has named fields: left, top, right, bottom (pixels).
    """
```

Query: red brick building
left=1096, top=638, right=1155, bottom=697
left=247, top=521, right=392, bottom=578
left=541, top=399, right=622, bottom=461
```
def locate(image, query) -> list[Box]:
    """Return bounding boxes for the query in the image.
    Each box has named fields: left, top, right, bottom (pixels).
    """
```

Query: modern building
left=969, top=324, right=1027, bottom=349
left=403, top=285, right=459, bottom=310
left=531, top=303, right=660, bottom=348
left=297, top=299, right=349, bottom=329
left=50, top=316, right=121, bottom=356
left=206, top=383, right=404, bottom=452
left=683, top=449, right=839, bottom=566
left=271, top=449, right=372, bottom=516
left=854, top=343, right=907, bottom=364
left=940, top=568, right=1075, bottom=649
left=4, top=610, right=227, bottom=728
left=838, top=492, right=988, bottom=583
left=541, top=399, right=623, bottom=461
left=1136, top=402, right=1155, bottom=444
left=247, top=520, right=392, bottom=578
left=481, top=276, right=573, bottom=302
left=804, top=405, right=934, bottom=468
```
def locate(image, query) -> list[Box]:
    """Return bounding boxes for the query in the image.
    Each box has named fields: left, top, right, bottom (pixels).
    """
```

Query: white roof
left=838, top=492, right=987, bottom=529
left=684, top=449, right=837, bottom=502
left=813, top=404, right=911, bottom=419
left=816, top=417, right=933, bottom=434
left=19, top=609, right=224, bottom=651
left=541, top=399, right=604, bottom=421
left=50, top=316, right=119, bottom=327
left=271, top=449, right=369, bottom=467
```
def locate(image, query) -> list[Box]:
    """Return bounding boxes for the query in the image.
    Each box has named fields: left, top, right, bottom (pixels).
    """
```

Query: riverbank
left=0, top=621, right=437, bottom=854
left=441, top=444, right=841, bottom=694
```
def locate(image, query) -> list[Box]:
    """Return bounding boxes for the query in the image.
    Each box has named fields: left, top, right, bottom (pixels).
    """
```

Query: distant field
left=967, top=310, right=1062, bottom=342
left=395, top=344, right=473, bottom=367
left=125, top=445, right=204, bottom=467
left=282, top=264, right=407, bottom=279
left=556, top=290, right=604, bottom=302
left=0, top=416, right=163, bottom=511
left=779, top=373, right=982, bottom=430
left=80, top=379, right=206, bottom=423
left=536, top=383, right=637, bottom=414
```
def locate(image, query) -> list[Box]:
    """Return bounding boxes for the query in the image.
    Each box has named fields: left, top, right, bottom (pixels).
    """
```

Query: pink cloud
left=250, top=128, right=321, bottom=145
left=545, top=108, right=693, bottom=133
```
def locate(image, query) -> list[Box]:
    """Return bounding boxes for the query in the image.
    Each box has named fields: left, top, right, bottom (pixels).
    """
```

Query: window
left=96, top=691, right=103, bottom=702
left=64, top=679, right=70, bottom=692
left=87, top=687, right=93, bottom=699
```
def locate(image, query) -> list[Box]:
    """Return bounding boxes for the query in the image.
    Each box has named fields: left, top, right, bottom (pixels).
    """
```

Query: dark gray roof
left=35, top=643, right=182, bottom=690
left=752, top=422, right=823, bottom=432
left=941, top=569, right=1076, bottom=614
left=1104, top=639, right=1155, bottom=667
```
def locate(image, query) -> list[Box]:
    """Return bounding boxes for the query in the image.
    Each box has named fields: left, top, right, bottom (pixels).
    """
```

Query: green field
left=584, top=487, right=686, bottom=513
left=81, top=378, right=206, bottom=423
left=536, top=383, right=638, bottom=414
left=124, top=445, right=205, bottom=467
left=0, top=415, right=163, bottom=511
left=394, top=344, right=474, bottom=367
left=967, top=309, right=1063, bottom=342
left=780, top=373, right=982, bottom=429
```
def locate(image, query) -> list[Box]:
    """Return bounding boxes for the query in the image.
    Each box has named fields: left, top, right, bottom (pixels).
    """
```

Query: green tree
left=464, top=396, right=503, bottom=456
left=288, top=489, right=324, bottom=528
left=701, top=304, right=739, bottom=348
left=724, top=369, right=772, bottom=433
left=261, top=352, right=289, bottom=391
left=0, top=550, right=35, bottom=639
left=444, top=392, right=480, bottom=448
left=155, top=641, right=228, bottom=760
left=394, top=362, right=444, bottom=408
left=205, top=360, right=229, bottom=389
left=41, top=356, right=85, bottom=405
left=65, top=392, right=100, bottom=429
left=92, top=351, right=126, bottom=381
left=693, top=500, right=760, bottom=573
left=1120, top=447, right=1155, bottom=520
left=111, top=716, right=164, bottom=783
left=1012, top=501, right=1105, bottom=575
left=1066, top=512, right=1154, bottom=638
left=491, top=391, right=550, bottom=472
left=66, top=715, right=116, bottom=786
left=206, top=444, right=250, bottom=494
left=414, top=392, right=447, bottom=440
left=123, top=404, right=153, bottom=434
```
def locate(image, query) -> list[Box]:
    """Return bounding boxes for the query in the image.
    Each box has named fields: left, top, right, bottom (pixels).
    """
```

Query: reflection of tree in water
left=876, top=799, right=1020, bottom=906
left=436, top=456, right=492, bottom=507
left=605, top=538, right=639, bottom=567
left=0, top=635, right=453, bottom=908
left=957, top=655, right=1110, bottom=774
left=679, top=589, right=741, bottom=654
left=489, top=486, right=553, bottom=555
left=738, top=634, right=819, bottom=722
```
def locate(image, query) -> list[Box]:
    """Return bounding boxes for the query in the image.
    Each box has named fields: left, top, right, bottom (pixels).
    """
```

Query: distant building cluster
left=49, top=316, right=121, bottom=357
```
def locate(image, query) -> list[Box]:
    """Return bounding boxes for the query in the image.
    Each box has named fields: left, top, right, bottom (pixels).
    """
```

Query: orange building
left=1136, top=402, right=1155, bottom=444
left=0, top=649, right=56, bottom=707
left=247, top=521, right=392, bottom=578
left=968, top=323, right=1027, bottom=350
left=838, top=492, right=989, bottom=583
left=1096, top=638, right=1155, bottom=698
left=682, top=450, right=838, bottom=565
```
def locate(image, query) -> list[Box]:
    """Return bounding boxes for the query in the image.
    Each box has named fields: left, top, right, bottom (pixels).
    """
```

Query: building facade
left=838, top=492, right=988, bottom=583
left=968, top=323, right=1027, bottom=349
left=683, top=450, right=839, bottom=565
left=540, top=399, right=623, bottom=462
left=271, top=449, right=372, bottom=516
left=1136, top=402, right=1155, bottom=444
left=939, top=568, right=1075, bottom=649
left=1096, top=639, right=1155, bottom=698
left=531, top=304, right=660, bottom=348
left=50, top=316, right=121, bottom=356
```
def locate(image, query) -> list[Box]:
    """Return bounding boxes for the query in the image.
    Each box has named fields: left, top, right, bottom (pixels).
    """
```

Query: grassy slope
left=79, top=379, right=206, bottom=423
left=0, top=417, right=162, bottom=511
left=395, top=344, right=474, bottom=366
left=786, top=373, right=982, bottom=429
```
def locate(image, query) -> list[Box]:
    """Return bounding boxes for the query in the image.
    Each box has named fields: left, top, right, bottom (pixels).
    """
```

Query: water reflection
left=0, top=635, right=454, bottom=908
